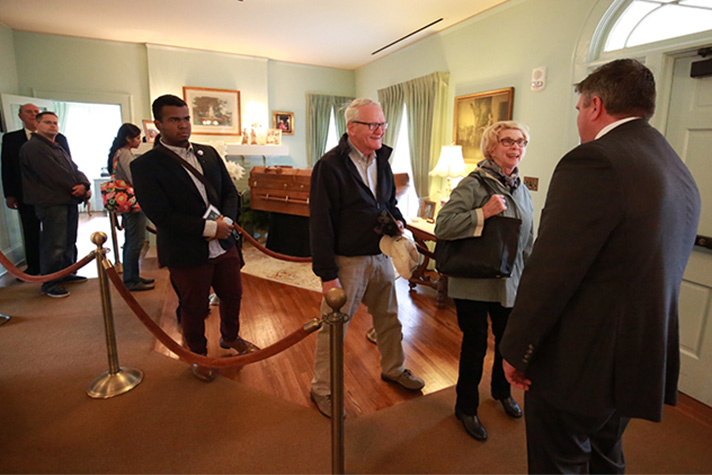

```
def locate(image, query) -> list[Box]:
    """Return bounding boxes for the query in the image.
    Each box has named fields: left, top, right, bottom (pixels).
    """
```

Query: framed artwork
left=142, top=120, right=159, bottom=143
left=182, top=87, right=241, bottom=136
left=265, top=128, right=282, bottom=145
left=454, top=87, right=514, bottom=163
left=419, top=200, right=437, bottom=221
left=272, top=111, right=294, bottom=135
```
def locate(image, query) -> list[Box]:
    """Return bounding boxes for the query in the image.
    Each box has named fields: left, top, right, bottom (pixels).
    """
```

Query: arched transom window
left=604, top=0, right=712, bottom=52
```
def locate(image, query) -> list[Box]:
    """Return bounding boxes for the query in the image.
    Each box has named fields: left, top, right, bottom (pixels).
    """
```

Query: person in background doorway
left=19, top=111, right=90, bottom=298
left=107, top=123, right=154, bottom=291
left=2, top=103, right=71, bottom=276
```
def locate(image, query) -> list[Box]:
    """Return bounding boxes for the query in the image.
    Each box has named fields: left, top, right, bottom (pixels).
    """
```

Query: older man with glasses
left=308, top=97, right=425, bottom=418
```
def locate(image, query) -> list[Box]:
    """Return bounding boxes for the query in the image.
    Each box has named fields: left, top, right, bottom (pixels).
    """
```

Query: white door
left=666, top=50, right=712, bottom=406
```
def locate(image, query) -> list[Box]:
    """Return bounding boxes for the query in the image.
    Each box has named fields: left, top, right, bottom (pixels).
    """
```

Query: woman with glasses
left=435, top=121, right=534, bottom=441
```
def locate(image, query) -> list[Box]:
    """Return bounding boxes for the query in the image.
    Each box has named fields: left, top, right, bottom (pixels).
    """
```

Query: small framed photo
left=142, top=120, right=159, bottom=143
left=420, top=200, right=437, bottom=220
left=183, top=86, right=241, bottom=136
left=266, top=128, right=282, bottom=145
left=272, top=111, right=294, bottom=135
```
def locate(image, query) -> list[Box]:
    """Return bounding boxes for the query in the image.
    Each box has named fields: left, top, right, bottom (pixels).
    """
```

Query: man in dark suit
left=131, top=94, right=257, bottom=382
left=1, top=103, right=71, bottom=275
left=500, top=59, right=701, bottom=473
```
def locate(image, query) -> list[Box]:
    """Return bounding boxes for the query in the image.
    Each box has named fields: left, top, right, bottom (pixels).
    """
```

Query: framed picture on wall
left=142, top=120, right=159, bottom=143
left=272, top=111, right=294, bottom=135
left=182, top=87, right=241, bottom=136
left=454, top=87, right=514, bottom=163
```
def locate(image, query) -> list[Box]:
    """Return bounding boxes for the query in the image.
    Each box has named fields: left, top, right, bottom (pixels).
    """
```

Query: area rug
left=241, top=243, right=321, bottom=292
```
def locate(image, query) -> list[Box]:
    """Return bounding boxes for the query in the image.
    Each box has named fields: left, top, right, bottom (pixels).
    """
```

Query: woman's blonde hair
left=480, top=121, right=530, bottom=160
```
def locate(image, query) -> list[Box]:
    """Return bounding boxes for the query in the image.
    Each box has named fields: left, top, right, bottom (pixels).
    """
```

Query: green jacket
left=434, top=167, right=534, bottom=307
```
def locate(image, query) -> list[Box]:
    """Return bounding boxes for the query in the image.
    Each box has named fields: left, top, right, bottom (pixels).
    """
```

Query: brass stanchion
left=108, top=211, right=123, bottom=273
left=324, top=288, right=349, bottom=475
left=86, top=231, right=142, bottom=399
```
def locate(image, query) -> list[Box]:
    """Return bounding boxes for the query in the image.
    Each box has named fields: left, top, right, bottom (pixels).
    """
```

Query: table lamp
left=429, top=145, right=467, bottom=202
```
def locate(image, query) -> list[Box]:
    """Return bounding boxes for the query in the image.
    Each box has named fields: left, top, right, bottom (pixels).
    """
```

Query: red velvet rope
left=0, top=250, right=96, bottom=283
left=233, top=223, right=312, bottom=263
left=103, top=263, right=321, bottom=368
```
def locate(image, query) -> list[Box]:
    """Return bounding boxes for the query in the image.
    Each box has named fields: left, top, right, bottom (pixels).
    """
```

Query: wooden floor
left=154, top=265, right=463, bottom=418
left=45, top=212, right=712, bottom=423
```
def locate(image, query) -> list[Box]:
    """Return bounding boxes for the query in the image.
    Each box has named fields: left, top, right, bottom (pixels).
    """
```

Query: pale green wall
left=356, top=0, right=605, bottom=220
left=0, top=23, right=18, bottom=97
left=13, top=32, right=151, bottom=123
left=268, top=61, right=355, bottom=167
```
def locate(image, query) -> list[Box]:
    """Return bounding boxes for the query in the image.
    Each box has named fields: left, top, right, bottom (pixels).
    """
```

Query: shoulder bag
left=101, top=153, right=141, bottom=214
left=434, top=174, right=521, bottom=279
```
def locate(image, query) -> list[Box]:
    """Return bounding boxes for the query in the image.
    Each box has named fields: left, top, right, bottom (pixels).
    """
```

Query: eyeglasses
left=352, top=121, right=389, bottom=131
left=499, top=138, right=528, bottom=147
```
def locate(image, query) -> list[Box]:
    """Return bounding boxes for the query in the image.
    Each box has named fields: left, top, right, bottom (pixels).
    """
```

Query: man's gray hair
left=344, top=98, right=381, bottom=123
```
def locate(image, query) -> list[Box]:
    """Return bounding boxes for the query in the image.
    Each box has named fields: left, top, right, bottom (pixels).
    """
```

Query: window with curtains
left=389, top=104, right=419, bottom=219
left=378, top=71, right=449, bottom=202
left=324, top=106, right=339, bottom=152
left=306, top=93, right=354, bottom=167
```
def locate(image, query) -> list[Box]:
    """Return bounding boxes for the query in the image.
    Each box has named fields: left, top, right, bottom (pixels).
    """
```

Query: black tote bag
left=434, top=215, right=522, bottom=279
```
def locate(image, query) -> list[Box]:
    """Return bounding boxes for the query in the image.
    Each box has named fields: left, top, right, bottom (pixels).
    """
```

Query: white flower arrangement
left=224, top=159, right=245, bottom=190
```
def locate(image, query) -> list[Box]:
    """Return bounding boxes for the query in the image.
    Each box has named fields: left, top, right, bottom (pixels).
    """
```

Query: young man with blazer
left=131, top=94, right=257, bottom=382
left=1, top=103, right=71, bottom=276
left=500, top=59, right=701, bottom=473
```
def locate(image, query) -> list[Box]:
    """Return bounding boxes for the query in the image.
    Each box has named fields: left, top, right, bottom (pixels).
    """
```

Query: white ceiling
left=0, top=0, right=510, bottom=70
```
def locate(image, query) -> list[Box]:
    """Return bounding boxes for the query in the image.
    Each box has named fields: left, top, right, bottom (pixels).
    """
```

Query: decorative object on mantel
left=266, top=128, right=282, bottom=145
left=273, top=111, right=294, bottom=135
left=454, top=87, right=514, bottom=163
left=182, top=86, right=241, bottom=136
left=429, top=144, right=467, bottom=202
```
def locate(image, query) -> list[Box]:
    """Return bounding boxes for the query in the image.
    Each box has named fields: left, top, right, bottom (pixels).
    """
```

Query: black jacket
left=309, top=133, right=404, bottom=281
left=2, top=128, right=70, bottom=202
left=19, top=133, right=88, bottom=206
left=131, top=143, right=239, bottom=268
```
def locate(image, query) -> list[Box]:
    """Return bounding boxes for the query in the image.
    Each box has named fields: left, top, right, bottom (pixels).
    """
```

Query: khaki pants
left=311, top=254, right=405, bottom=396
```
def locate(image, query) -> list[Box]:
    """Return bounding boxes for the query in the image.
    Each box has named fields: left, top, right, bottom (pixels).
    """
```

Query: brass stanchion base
left=0, top=314, right=10, bottom=326
left=87, top=367, right=143, bottom=399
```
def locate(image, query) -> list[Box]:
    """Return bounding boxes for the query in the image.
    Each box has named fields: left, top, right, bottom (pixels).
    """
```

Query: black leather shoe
left=455, top=409, right=487, bottom=441
left=499, top=396, right=522, bottom=418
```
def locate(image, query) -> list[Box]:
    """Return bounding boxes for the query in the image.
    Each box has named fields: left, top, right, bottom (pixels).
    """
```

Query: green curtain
left=306, top=94, right=354, bottom=167
left=403, top=72, right=450, bottom=199
left=377, top=84, right=405, bottom=154
left=332, top=96, right=354, bottom=136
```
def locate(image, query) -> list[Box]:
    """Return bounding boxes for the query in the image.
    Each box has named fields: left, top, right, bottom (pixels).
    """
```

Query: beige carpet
left=241, top=243, right=321, bottom=293
left=2, top=262, right=712, bottom=473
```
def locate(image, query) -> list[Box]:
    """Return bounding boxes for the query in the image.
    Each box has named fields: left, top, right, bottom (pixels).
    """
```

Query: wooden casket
left=249, top=166, right=311, bottom=217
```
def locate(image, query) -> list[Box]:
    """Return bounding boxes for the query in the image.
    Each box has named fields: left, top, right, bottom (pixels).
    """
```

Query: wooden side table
left=406, top=220, right=448, bottom=308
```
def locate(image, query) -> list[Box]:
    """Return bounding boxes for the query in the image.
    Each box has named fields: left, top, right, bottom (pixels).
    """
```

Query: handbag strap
left=156, top=143, right=220, bottom=206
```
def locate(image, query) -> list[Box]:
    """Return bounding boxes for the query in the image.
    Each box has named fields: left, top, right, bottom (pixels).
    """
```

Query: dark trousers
left=525, top=390, right=630, bottom=474
left=453, top=299, right=511, bottom=415
left=168, top=246, right=243, bottom=355
left=34, top=204, right=79, bottom=291
left=18, top=202, right=41, bottom=275
left=121, top=211, right=147, bottom=284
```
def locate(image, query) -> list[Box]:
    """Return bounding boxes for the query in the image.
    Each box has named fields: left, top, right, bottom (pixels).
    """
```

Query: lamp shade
left=429, top=145, right=467, bottom=178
